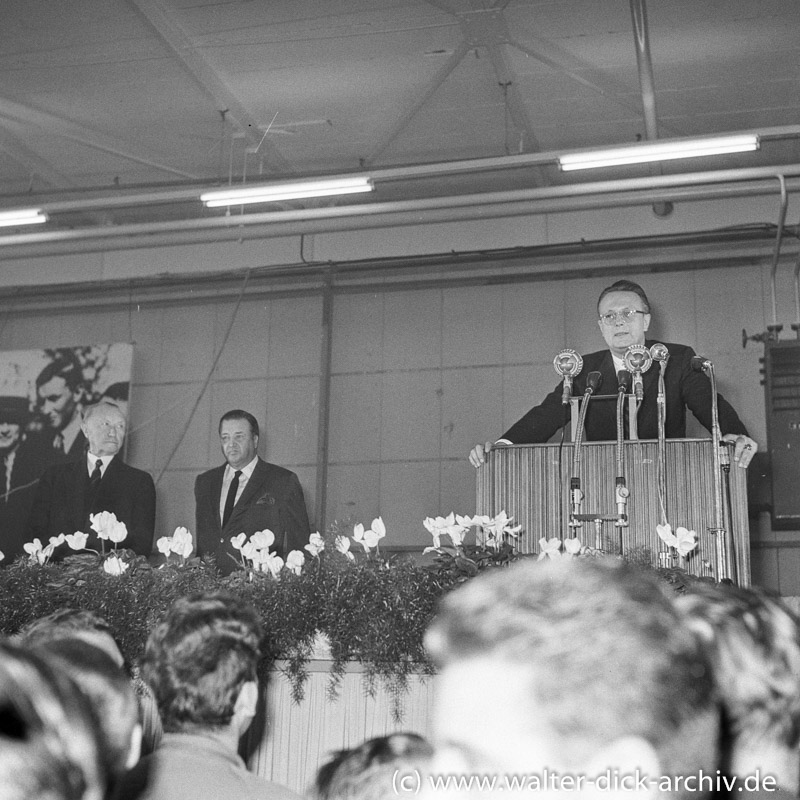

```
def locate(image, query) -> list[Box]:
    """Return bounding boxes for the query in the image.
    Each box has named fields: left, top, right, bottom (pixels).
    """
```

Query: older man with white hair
left=25, top=401, right=155, bottom=556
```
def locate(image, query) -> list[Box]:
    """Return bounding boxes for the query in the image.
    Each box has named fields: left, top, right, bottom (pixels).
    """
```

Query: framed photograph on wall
left=0, top=343, right=133, bottom=561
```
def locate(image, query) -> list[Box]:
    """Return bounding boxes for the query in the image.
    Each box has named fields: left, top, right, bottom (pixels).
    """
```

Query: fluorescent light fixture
left=201, top=176, right=374, bottom=207
left=0, top=208, right=48, bottom=227
left=558, top=135, right=760, bottom=171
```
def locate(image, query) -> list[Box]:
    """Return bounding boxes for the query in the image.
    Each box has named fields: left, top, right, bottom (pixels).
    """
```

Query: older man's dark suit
left=25, top=455, right=156, bottom=556
left=194, top=458, right=310, bottom=575
left=502, top=341, right=749, bottom=443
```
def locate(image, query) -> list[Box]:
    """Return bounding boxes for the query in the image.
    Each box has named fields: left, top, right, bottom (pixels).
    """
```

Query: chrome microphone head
left=553, top=349, right=583, bottom=377
left=649, top=343, right=669, bottom=363
left=623, top=344, right=653, bottom=374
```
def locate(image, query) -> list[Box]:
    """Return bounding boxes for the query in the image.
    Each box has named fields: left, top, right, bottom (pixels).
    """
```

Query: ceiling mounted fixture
left=200, top=176, right=374, bottom=207
left=0, top=208, right=48, bottom=227
left=558, top=134, right=760, bottom=171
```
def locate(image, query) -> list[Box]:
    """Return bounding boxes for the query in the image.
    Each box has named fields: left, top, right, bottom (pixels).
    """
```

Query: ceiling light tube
left=558, top=135, right=760, bottom=171
left=0, top=208, right=48, bottom=227
left=201, top=177, right=374, bottom=207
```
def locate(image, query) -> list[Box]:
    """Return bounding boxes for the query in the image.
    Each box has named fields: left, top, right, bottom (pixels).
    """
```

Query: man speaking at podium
left=469, top=279, right=758, bottom=469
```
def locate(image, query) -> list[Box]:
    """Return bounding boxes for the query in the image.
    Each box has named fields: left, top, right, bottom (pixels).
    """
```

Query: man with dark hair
left=0, top=640, right=107, bottom=800
left=31, top=638, right=142, bottom=795
left=424, top=558, right=721, bottom=799
left=114, top=593, right=299, bottom=800
left=469, top=278, right=757, bottom=468
left=35, top=354, right=87, bottom=459
left=25, top=402, right=156, bottom=555
left=194, top=409, right=310, bottom=575
left=676, top=583, right=800, bottom=796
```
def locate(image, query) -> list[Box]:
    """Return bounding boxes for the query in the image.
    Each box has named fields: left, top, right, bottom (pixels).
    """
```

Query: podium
left=476, top=439, right=751, bottom=585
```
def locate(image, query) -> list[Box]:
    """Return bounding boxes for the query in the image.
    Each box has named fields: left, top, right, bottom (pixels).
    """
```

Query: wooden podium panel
left=476, top=439, right=750, bottom=585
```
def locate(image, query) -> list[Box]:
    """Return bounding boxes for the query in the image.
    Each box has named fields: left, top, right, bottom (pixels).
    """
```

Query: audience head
left=315, top=732, right=433, bottom=800
left=16, top=607, right=125, bottom=669
left=30, top=637, right=142, bottom=786
left=218, top=410, right=259, bottom=471
left=675, top=582, right=800, bottom=790
left=0, top=639, right=106, bottom=800
left=140, top=593, right=263, bottom=736
left=35, top=356, right=84, bottom=433
left=425, top=558, right=718, bottom=797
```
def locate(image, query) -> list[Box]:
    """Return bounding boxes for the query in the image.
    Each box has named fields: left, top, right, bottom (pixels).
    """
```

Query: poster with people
left=0, top=343, right=133, bottom=560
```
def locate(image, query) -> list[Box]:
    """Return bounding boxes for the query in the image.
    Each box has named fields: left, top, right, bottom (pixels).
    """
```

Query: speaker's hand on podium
left=469, top=441, right=494, bottom=468
left=721, top=433, right=757, bottom=468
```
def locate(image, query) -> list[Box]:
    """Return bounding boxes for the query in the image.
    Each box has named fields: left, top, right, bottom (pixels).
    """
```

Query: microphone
left=691, top=354, right=713, bottom=372
left=553, top=349, right=584, bottom=405
left=649, top=343, right=669, bottom=365
left=623, top=345, right=652, bottom=401
left=617, top=369, right=632, bottom=394
left=585, top=370, right=603, bottom=395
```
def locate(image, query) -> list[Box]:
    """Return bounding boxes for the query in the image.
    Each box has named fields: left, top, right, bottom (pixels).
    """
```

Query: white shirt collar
left=225, top=455, right=258, bottom=479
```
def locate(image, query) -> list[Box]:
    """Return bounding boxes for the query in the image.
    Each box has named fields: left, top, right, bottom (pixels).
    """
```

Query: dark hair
left=100, top=382, right=129, bottom=403
left=0, top=641, right=106, bottom=800
left=315, top=733, right=434, bottom=800
left=597, top=279, right=651, bottom=313
left=140, top=594, right=263, bottom=733
left=677, top=582, right=800, bottom=751
left=32, top=638, right=139, bottom=783
left=218, top=409, right=259, bottom=438
left=35, top=356, right=84, bottom=393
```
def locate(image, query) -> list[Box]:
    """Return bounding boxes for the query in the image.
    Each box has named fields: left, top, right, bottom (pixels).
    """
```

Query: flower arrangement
left=0, top=509, right=705, bottom=717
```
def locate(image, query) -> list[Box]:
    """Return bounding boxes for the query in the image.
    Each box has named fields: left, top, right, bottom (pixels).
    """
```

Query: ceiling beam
left=363, top=39, right=471, bottom=166
left=0, top=129, right=75, bottom=191
left=0, top=96, right=201, bottom=180
left=128, top=0, right=293, bottom=174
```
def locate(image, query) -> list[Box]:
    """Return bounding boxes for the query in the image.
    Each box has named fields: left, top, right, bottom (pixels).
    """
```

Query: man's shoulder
left=111, top=457, right=154, bottom=485
left=254, top=459, right=298, bottom=482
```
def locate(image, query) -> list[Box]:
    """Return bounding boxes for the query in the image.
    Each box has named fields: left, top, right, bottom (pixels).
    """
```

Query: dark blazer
left=502, top=341, right=749, bottom=444
left=25, top=455, right=156, bottom=556
left=0, top=435, right=56, bottom=563
left=194, top=458, right=311, bottom=575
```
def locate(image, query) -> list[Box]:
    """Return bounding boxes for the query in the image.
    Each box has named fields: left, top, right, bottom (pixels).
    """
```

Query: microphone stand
left=694, top=357, right=737, bottom=583
left=650, top=344, right=670, bottom=527
left=615, top=370, right=632, bottom=544
left=569, top=371, right=602, bottom=534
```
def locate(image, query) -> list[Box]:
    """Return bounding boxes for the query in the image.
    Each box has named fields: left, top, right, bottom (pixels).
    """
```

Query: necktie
left=222, top=470, right=241, bottom=529
left=53, top=433, right=64, bottom=453
left=89, top=459, right=102, bottom=494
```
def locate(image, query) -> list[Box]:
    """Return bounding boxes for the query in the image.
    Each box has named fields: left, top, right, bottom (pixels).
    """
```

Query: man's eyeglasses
left=599, top=309, right=648, bottom=326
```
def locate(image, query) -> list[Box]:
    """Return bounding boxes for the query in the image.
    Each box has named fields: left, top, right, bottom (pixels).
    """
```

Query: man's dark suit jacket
left=25, top=455, right=156, bottom=556
left=502, top=341, right=749, bottom=444
left=0, top=436, right=55, bottom=563
left=194, top=458, right=311, bottom=575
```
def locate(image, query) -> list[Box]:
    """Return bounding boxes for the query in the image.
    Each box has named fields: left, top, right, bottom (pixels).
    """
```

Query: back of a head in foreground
left=315, top=732, right=434, bottom=800
left=425, top=558, right=718, bottom=779
left=675, top=582, right=800, bottom=753
left=16, top=607, right=125, bottom=669
left=140, top=593, right=263, bottom=733
left=30, top=637, right=141, bottom=782
left=0, top=640, right=106, bottom=800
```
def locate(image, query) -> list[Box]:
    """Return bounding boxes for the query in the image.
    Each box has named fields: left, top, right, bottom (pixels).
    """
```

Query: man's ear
left=584, top=736, right=660, bottom=800
left=234, top=680, right=258, bottom=721
left=643, top=313, right=651, bottom=333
